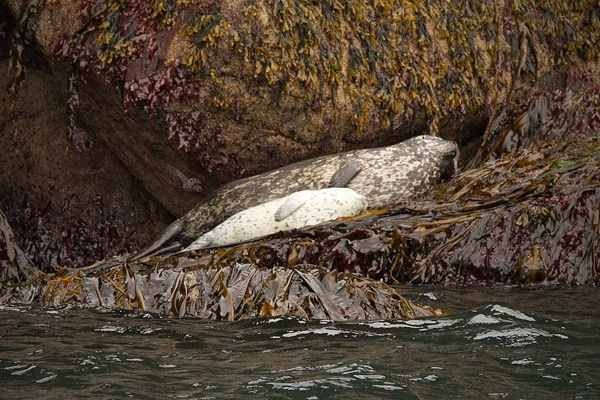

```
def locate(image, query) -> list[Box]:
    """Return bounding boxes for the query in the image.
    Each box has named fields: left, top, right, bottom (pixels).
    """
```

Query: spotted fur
left=133, top=135, right=459, bottom=259
left=184, top=188, right=368, bottom=250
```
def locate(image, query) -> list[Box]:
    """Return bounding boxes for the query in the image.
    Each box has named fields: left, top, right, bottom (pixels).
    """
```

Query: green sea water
left=1, top=285, right=598, bottom=399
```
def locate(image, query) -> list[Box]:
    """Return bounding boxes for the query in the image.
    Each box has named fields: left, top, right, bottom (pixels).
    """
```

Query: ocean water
left=1, top=285, right=598, bottom=399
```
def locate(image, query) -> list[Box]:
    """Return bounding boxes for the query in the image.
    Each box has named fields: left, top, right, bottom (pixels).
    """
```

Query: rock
left=0, top=213, right=441, bottom=319
left=1, top=0, right=599, bottom=276
left=0, top=209, right=43, bottom=285
left=0, top=62, right=176, bottom=272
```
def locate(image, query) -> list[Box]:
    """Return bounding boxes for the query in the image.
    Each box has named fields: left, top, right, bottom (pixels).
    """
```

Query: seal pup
left=132, top=135, right=458, bottom=260
left=184, top=188, right=368, bottom=250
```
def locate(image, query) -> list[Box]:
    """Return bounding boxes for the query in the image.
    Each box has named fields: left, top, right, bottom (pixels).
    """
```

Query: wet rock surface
left=0, top=78, right=175, bottom=273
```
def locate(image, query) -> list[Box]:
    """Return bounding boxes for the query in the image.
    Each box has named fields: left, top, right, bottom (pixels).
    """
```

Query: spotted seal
left=184, top=188, right=368, bottom=250
left=132, top=135, right=458, bottom=259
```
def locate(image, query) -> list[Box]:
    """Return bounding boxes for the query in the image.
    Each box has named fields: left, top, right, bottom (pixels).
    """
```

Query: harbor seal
left=184, top=188, right=368, bottom=250
left=132, top=135, right=459, bottom=259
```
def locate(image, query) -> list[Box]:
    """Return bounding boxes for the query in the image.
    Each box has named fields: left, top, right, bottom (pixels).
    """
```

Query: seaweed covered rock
left=0, top=205, right=440, bottom=320
left=417, top=142, right=600, bottom=284
left=2, top=0, right=599, bottom=272
left=169, top=77, right=600, bottom=285
left=1, top=258, right=441, bottom=320
left=14, top=0, right=600, bottom=148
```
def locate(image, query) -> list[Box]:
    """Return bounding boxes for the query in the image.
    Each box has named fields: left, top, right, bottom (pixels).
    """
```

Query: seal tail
left=182, top=231, right=215, bottom=252
left=129, top=218, right=185, bottom=261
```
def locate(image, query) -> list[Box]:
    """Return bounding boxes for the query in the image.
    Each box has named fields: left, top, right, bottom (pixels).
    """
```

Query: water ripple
left=0, top=286, right=598, bottom=398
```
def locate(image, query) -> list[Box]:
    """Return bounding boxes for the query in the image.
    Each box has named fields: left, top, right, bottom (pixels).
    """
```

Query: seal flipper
left=329, top=160, right=362, bottom=188
left=129, top=218, right=185, bottom=261
left=275, top=194, right=307, bottom=221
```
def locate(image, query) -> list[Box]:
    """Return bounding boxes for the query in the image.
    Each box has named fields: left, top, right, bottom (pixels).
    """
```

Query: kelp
left=469, top=68, right=600, bottom=168
left=0, top=205, right=440, bottom=320
left=419, top=142, right=600, bottom=284
left=1, top=258, right=441, bottom=320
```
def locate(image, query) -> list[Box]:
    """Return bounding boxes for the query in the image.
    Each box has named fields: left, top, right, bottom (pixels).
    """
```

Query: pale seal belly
left=132, top=135, right=459, bottom=259
left=183, top=188, right=368, bottom=250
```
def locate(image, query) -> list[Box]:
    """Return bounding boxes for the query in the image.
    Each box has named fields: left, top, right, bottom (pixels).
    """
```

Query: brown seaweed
left=154, top=131, right=599, bottom=285
left=0, top=209, right=44, bottom=285
left=0, top=208, right=441, bottom=320
left=11, top=0, right=597, bottom=172
left=2, top=258, right=441, bottom=321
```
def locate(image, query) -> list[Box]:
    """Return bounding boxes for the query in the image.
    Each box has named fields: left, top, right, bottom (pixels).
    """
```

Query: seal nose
left=438, top=142, right=460, bottom=180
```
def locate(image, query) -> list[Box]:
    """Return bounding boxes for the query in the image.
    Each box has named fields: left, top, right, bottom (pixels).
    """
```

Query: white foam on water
left=469, top=314, right=501, bottom=325
left=491, top=305, right=535, bottom=321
